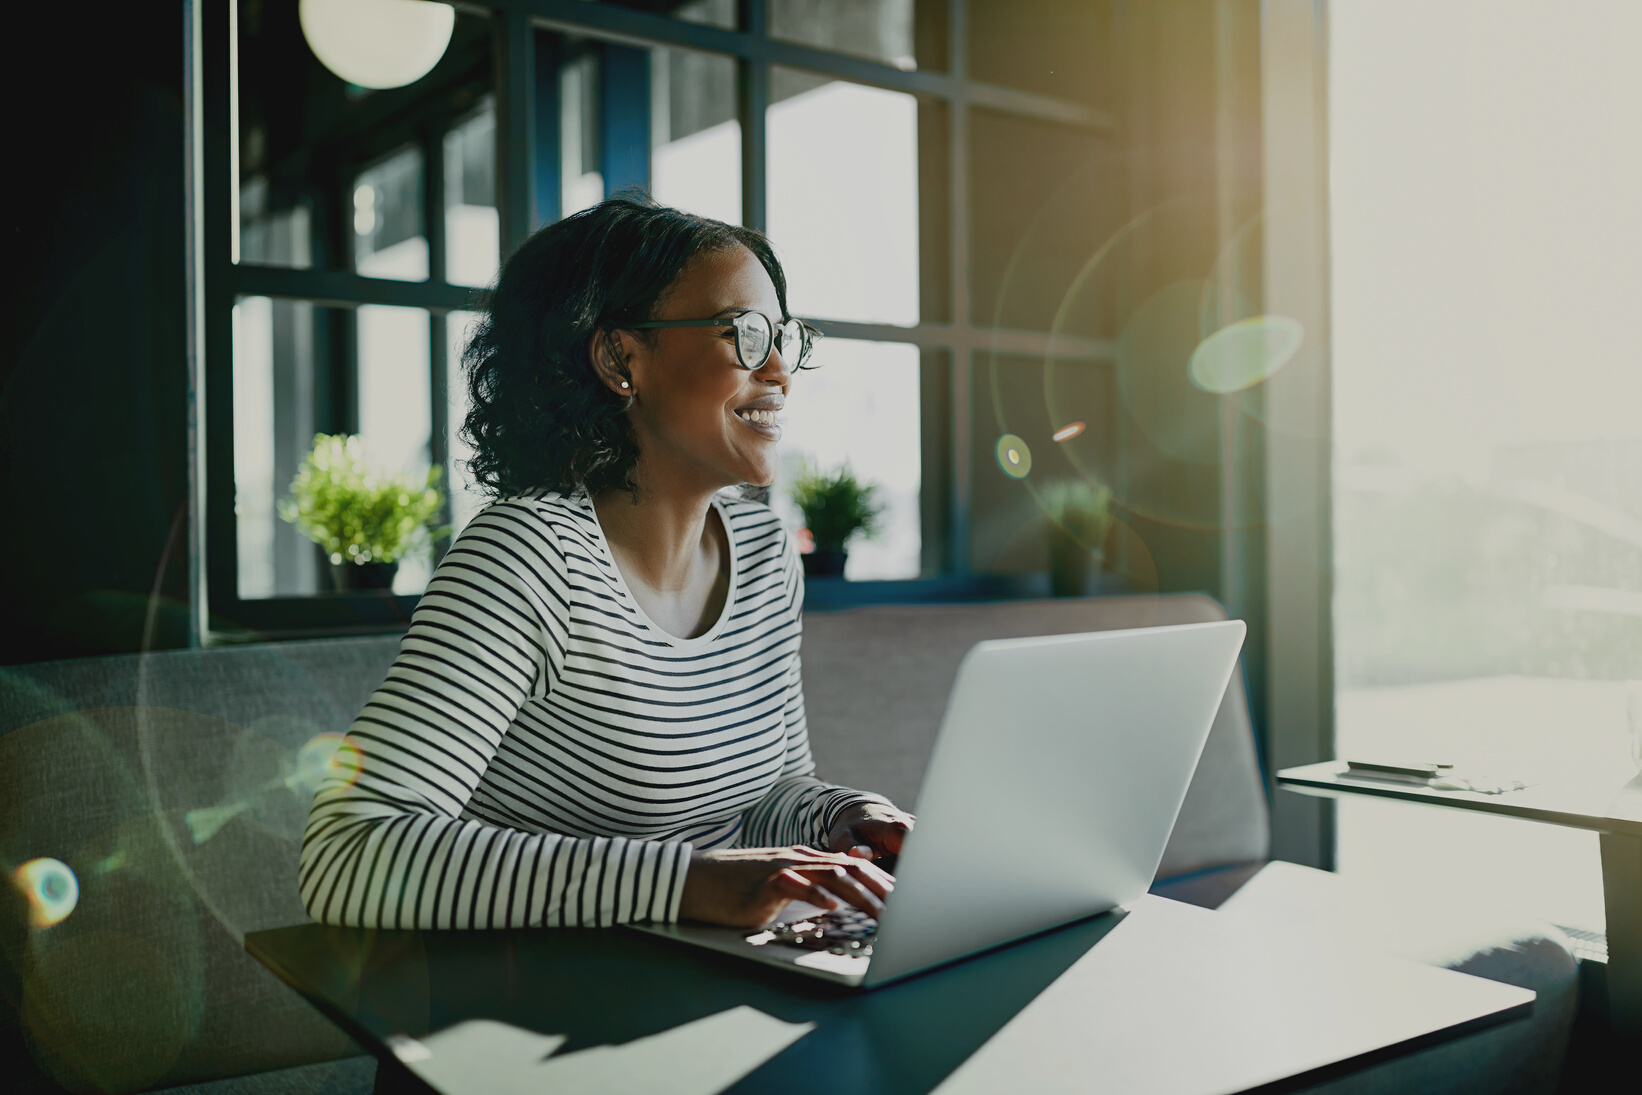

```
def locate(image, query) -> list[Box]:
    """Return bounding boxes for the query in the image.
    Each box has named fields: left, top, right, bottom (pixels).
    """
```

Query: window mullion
left=498, top=8, right=538, bottom=251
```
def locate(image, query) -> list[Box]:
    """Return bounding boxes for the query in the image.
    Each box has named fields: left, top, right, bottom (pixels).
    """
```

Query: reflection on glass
left=775, top=340, right=920, bottom=580
left=561, top=51, right=604, bottom=217
left=354, top=146, right=428, bottom=280
left=768, top=69, right=917, bottom=324
left=1331, top=0, right=1642, bottom=934
left=444, top=99, right=498, bottom=287
left=234, top=296, right=321, bottom=600
left=446, top=310, right=489, bottom=535
left=770, top=0, right=917, bottom=69
left=357, top=306, right=433, bottom=594
left=651, top=47, right=740, bottom=224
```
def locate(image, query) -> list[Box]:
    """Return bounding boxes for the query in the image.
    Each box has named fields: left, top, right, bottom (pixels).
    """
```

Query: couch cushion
left=800, top=593, right=1270, bottom=877
left=156, top=1055, right=377, bottom=1095
left=1, top=637, right=402, bottom=1091
left=1216, top=861, right=1578, bottom=1095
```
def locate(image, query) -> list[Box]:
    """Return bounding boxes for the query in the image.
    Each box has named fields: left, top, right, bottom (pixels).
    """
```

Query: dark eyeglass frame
left=629, top=310, right=821, bottom=371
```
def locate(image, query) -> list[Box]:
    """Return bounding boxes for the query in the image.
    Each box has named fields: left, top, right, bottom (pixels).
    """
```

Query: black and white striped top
left=299, top=490, right=885, bottom=929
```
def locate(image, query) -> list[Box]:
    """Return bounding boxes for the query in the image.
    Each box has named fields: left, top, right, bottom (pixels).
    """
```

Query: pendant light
left=299, top=0, right=455, bottom=90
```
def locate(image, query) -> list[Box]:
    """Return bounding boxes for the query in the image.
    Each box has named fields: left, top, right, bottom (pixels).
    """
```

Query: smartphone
left=1344, top=760, right=1453, bottom=780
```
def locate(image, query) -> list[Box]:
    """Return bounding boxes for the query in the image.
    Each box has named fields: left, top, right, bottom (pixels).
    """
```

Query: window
left=206, top=1, right=1124, bottom=634
left=1330, top=0, right=1642, bottom=934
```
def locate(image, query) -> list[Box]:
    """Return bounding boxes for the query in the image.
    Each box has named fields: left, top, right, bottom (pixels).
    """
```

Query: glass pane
left=651, top=47, right=741, bottom=224
left=967, top=0, right=1114, bottom=106
left=235, top=1, right=491, bottom=272
left=770, top=0, right=917, bottom=69
left=774, top=339, right=921, bottom=580
left=357, top=306, right=434, bottom=594
left=768, top=68, right=918, bottom=324
left=234, top=298, right=440, bottom=600
left=560, top=47, right=605, bottom=217
left=353, top=146, right=428, bottom=280
left=556, top=38, right=741, bottom=225
left=1330, top=0, right=1642, bottom=934
left=446, top=310, right=490, bottom=535
left=239, top=176, right=311, bottom=268
left=233, top=296, right=325, bottom=600
left=444, top=99, right=499, bottom=287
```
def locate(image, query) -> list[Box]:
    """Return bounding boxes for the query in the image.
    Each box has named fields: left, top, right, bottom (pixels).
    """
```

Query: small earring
left=620, top=381, right=630, bottom=389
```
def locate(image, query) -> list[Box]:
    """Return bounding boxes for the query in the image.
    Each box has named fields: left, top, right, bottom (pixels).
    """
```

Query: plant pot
left=329, top=561, right=399, bottom=592
left=1047, top=528, right=1103, bottom=597
left=802, top=548, right=848, bottom=579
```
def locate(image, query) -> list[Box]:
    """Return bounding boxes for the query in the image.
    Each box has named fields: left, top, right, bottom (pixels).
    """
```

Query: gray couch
left=0, top=593, right=1576, bottom=1093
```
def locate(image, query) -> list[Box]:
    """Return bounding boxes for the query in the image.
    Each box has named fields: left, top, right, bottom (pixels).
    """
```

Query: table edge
left=1276, top=765, right=1642, bottom=836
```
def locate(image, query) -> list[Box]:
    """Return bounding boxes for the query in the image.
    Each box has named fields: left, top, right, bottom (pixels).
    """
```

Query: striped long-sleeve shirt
left=298, top=490, right=887, bottom=929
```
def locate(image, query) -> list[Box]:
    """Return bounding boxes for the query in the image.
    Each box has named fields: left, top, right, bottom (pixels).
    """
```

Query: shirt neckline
left=578, top=490, right=740, bottom=650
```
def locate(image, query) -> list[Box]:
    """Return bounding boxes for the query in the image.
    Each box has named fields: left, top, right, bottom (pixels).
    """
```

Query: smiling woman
left=299, top=196, right=912, bottom=932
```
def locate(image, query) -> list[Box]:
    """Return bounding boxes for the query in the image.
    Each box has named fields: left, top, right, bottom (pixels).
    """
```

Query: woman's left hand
left=826, top=801, right=915, bottom=863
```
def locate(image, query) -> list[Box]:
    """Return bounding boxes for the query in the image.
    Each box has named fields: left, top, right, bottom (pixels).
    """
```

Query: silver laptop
left=630, top=620, right=1246, bottom=989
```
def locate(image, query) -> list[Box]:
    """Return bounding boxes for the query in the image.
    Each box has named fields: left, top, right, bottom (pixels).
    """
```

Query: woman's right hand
left=677, top=846, right=895, bottom=929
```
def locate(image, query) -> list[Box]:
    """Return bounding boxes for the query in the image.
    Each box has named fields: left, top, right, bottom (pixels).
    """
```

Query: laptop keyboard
left=745, top=908, right=878, bottom=956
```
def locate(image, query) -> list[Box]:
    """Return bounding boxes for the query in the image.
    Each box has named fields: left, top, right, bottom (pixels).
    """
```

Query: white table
left=1279, top=761, right=1642, bottom=1039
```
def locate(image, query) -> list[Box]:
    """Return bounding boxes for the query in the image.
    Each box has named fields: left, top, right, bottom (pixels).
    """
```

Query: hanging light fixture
left=299, top=0, right=455, bottom=90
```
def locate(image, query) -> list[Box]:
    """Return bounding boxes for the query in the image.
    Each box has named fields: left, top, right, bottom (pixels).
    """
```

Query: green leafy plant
left=1040, top=478, right=1114, bottom=552
left=279, top=434, right=448, bottom=566
left=789, top=461, right=882, bottom=550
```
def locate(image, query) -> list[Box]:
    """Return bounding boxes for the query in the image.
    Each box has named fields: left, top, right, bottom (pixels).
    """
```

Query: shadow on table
left=250, top=908, right=1129, bottom=1095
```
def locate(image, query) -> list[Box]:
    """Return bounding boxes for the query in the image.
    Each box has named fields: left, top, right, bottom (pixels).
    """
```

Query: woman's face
left=615, top=245, right=793, bottom=491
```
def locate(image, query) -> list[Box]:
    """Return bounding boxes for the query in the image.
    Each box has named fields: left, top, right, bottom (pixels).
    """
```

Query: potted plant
left=1040, top=478, right=1114, bottom=597
left=279, top=434, right=448, bottom=592
left=789, top=461, right=882, bottom=578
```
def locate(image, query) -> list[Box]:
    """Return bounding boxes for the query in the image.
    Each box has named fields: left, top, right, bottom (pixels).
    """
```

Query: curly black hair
left=460, top=193, right=791, bottom=500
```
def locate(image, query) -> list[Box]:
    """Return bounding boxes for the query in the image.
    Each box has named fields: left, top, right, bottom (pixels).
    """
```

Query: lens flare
left=292, top=732, right=366, bottom=794
left=12, top=857, right=79, bottom=928
left=1051, top=422, right=1086, bottom=443
left=995, top=434, right=1032, bottom=479
left=1188, top=315, right=1303, bottom=394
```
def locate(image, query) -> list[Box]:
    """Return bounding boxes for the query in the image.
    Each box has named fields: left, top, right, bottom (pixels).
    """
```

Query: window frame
left=195, top=0, right=1120, bottom=640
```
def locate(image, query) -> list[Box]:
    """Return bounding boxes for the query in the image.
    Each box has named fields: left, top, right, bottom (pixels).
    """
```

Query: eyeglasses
left=630, top=311, right=820, bottom=371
